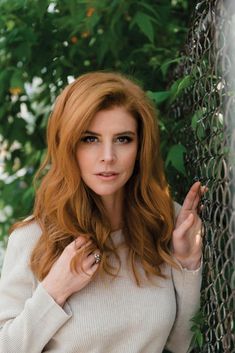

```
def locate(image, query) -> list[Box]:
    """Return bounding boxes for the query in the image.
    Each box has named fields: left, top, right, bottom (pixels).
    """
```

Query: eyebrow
left=83, top=130, right=136, bottom=136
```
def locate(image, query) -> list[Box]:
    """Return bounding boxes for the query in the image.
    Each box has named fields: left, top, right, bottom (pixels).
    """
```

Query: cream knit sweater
left=0, top=219, right=202, bottom=353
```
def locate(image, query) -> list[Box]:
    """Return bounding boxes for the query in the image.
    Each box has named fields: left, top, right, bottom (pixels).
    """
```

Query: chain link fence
left=171, top=0, right=235, bottom=352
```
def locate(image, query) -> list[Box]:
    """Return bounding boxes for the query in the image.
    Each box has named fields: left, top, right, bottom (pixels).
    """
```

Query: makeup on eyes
left=80, top=133, right=135, bottom=144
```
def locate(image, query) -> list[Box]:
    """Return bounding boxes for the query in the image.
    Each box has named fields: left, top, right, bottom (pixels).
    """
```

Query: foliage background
left=0, top=0, right=196, bottom=241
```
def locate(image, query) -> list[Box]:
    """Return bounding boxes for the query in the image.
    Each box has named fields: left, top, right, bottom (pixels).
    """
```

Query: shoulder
left=1, top=218, right=43, bottom=278
left=8, top=217, right=43, bottom=254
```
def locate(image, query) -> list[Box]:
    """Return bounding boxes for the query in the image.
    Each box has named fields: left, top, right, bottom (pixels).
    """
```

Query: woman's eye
left=81, top=136, right=98, bottom=143
left=116, top=136, right=132, bottom=144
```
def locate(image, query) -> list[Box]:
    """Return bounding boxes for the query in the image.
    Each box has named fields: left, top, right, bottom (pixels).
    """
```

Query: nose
left=100, top=142, right=116, bottom=163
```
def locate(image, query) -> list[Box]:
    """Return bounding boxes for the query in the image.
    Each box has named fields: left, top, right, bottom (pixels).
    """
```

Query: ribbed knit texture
left=0, top=214, right=202, bottom=353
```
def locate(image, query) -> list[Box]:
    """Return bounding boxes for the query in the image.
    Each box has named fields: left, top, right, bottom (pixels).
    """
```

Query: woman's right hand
left=41, top=236, right=101, bottom=307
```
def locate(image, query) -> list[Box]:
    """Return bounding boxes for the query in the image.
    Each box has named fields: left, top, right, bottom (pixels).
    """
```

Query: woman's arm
left=164, top=182, right=205, bottom=352
left=0, top=223, right=72, bottom=353
left=165, top=259, right=202, bottom=353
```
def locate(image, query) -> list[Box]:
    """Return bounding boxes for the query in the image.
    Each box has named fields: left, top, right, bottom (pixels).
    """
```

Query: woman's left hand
left=172, top=181, right=206, bottom=270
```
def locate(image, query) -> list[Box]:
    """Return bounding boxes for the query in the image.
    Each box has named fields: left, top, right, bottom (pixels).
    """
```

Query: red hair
left=11, top=72, right=176, bottom=285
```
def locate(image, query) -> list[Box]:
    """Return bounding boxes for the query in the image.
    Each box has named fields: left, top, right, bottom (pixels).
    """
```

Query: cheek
left=122, top=147, right=138, bottom=169
left=76, top=150, right=91, bottom=174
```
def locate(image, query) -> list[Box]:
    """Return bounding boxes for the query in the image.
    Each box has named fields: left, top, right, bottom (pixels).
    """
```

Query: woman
left=0, top=72, right=203, bottom=353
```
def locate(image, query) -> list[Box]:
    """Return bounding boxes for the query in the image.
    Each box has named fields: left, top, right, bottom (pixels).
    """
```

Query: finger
left=192, top=193, right=200, bottom=210
left=90, top=249, right=101, bottom=264
left=65, top=240, right=92, bottom=265
left=85, top=251, right=101, bottom=267
left=74, top=236, right=89, bottom=250
left=182, top=181, right=201, bottom=210
left=201, top=185, right=208, bottom=194
left=198, top=204, right=204, bottom=213
left=93, top=251, right=102, bottom=265
left=86, top=262, right=100, bottom=277
left=65, top=236, right=89, bottom=252
left=193, top=185, right=208, bottom=211
left=81, top=251, right=101, bottom=275
left=174, top=213, right=194, bottom=237
left=77, top=241, right=94, bottom=258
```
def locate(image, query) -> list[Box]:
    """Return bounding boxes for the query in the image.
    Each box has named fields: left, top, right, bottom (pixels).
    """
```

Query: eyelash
left=115, top=136, right=133, bottom=144
left=80, top=136, right=97, bottom=143
left=80, top=136, right=133, bottom=144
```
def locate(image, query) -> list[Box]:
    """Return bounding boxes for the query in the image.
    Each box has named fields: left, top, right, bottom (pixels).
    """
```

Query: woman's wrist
left=41, top=281, right=68, bottom=307
left=174, top=256, right=202, bottom=271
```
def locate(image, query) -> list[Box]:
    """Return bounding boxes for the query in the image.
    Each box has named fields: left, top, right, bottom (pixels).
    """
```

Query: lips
left=94, top=172, right=119, bottom=181
left=96, top=172, right=118, bottom=176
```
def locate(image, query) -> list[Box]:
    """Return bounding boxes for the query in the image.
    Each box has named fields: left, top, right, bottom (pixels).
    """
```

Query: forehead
left=87, top=106, right=137, bottom=132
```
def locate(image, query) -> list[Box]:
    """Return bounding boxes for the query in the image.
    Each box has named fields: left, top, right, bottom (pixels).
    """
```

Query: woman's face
left=76, top=106, right=138, bottom=199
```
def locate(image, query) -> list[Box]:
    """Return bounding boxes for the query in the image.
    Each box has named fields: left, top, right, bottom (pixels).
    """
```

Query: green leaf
left=12, top=42, right=31, bottom=62
left=6, top=20, right=15, bottom=31
left=169, top=75, right=192, bottom=103
left=195, top=331, right=203, bottom=347
left=10, top=70, right=24, bottom=90
left=0, top=106, right=6, bottom=120
left=160, top=57, right=184, bottom=77
left=191, top=110, right=206, bottom=141
left=139, top=2, right=160, bottom=22
left=87, top=12, right=100, bottom=28
left=36, top=0, right=48, bottom=20
left=131, top=12, right=154, bottom=43
left=8, top=117, right=27, bottom=143
left=0, top=69, right=11, bottom=99
left=191, top=109, right=203, bottom=130
left=97, top=33, right=110, bottom=65
left=147, top=90, right=171, bottom=104
left=0, top=70, right=10, bottom=85
left=165, top=144, right=186, bottom=175
left=176, top=75, right=191, bottom=93
left=22, top=186, right=35, bottom=209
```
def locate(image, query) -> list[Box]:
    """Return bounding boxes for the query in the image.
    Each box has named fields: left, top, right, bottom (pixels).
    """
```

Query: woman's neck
left=101, top=192, right=123, bottom=231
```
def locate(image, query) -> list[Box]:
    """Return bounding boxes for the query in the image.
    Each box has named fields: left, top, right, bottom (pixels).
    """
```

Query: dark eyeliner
left=80, top=135, right=97, bottom=143
left=117, top=136, right=133, bottom=143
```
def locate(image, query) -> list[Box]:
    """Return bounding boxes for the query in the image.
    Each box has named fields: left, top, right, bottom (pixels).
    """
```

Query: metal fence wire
left=170, top=0, right=235, bottom=352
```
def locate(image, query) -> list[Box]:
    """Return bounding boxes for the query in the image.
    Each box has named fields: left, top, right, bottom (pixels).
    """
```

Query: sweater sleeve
left=0, top=223, right=72, bottom=353
left=164, top=259, right=202, bottom=353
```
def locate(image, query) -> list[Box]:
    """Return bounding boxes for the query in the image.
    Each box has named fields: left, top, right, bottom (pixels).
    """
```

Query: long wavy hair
left=11, top=71, right=177, bottom=285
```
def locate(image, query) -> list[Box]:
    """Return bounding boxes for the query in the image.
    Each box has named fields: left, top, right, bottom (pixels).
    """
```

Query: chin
left=92, top=188, right=120, bottom=196
left=87, top=183, right=124, bottom=197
